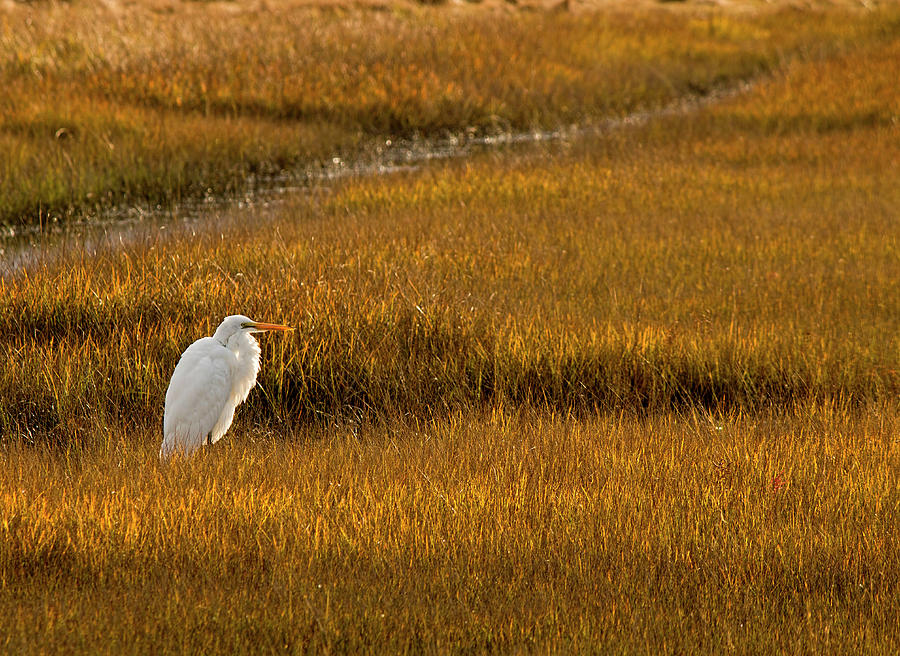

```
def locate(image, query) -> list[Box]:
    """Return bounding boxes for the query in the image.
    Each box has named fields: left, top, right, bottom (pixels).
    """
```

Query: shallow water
left=0, top=81, right=751, bottom=274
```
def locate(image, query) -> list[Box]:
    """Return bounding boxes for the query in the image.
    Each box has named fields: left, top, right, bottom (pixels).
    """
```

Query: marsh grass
left=2, top=33, right=897, bottom=438
left=2, top=0, right=898, bottom=224
left=1, top=3, right=899, bottom=653
left=2, top=407, right=899, bottom=653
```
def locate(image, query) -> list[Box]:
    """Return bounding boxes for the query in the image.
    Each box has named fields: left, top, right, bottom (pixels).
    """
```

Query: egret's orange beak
left=252, top=322, right=294, bottom=332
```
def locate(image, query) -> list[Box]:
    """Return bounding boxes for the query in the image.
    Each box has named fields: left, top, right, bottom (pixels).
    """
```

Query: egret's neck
left=223, top=330, right=261, bottom=362
left=223, top=331, right=262, bottom=404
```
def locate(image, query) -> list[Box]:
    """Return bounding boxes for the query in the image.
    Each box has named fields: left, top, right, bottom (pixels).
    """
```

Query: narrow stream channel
left=0, top=80, right=752, bottom=274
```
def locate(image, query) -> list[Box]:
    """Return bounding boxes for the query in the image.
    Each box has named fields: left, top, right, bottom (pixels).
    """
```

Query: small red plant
left=771, top=474, right=787, bottom=493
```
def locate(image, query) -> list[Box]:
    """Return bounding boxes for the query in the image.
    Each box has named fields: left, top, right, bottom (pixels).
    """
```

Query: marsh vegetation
left=1, top=0, right=898, bottom=653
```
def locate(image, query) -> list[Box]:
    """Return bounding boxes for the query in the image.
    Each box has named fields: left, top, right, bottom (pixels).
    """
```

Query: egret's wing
left=161, top=338, right=235, bottom=458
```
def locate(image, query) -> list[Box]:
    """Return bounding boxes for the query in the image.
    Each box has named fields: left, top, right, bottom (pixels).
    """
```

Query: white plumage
left=160, top=314, right=292, bottom=459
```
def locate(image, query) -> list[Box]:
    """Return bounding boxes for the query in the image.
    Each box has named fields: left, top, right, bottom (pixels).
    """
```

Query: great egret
left=160, top=315, right=293, bottom=459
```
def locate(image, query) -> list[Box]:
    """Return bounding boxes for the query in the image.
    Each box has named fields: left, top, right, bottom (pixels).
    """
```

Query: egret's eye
left=241, top=322, right=254, bottom=329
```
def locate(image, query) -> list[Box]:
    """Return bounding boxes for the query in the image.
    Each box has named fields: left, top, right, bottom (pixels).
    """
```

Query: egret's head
left=214, top=314, right=293, bottom=344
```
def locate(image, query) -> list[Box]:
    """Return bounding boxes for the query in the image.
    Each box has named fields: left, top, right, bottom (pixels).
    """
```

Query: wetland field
left=1, top=0, right=899, bottom=653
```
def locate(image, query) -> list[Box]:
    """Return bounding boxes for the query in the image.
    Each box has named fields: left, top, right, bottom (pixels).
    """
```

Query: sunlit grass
left=2, top=408, right=898, bottom=653
left=1, top=3, right=899, bottom=653
left=2, top=0, right=898, bottom=224
left=2, top=34, right=897, bottom=438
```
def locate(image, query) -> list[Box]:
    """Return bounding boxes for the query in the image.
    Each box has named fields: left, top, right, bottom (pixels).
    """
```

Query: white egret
left=160, top=315, right=293, bottom=459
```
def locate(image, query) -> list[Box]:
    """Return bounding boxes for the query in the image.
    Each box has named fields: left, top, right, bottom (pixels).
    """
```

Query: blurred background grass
left=2, top=0, right=897, bottom=225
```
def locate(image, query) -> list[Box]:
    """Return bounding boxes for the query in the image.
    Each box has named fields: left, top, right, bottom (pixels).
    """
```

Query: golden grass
left=2, top=0, right=897, bottom=224
left=2, top=408, right=899, bottom=653
left=2, top=33, right=897, bottom=438
left=1, top=3, right=899, bottom=653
